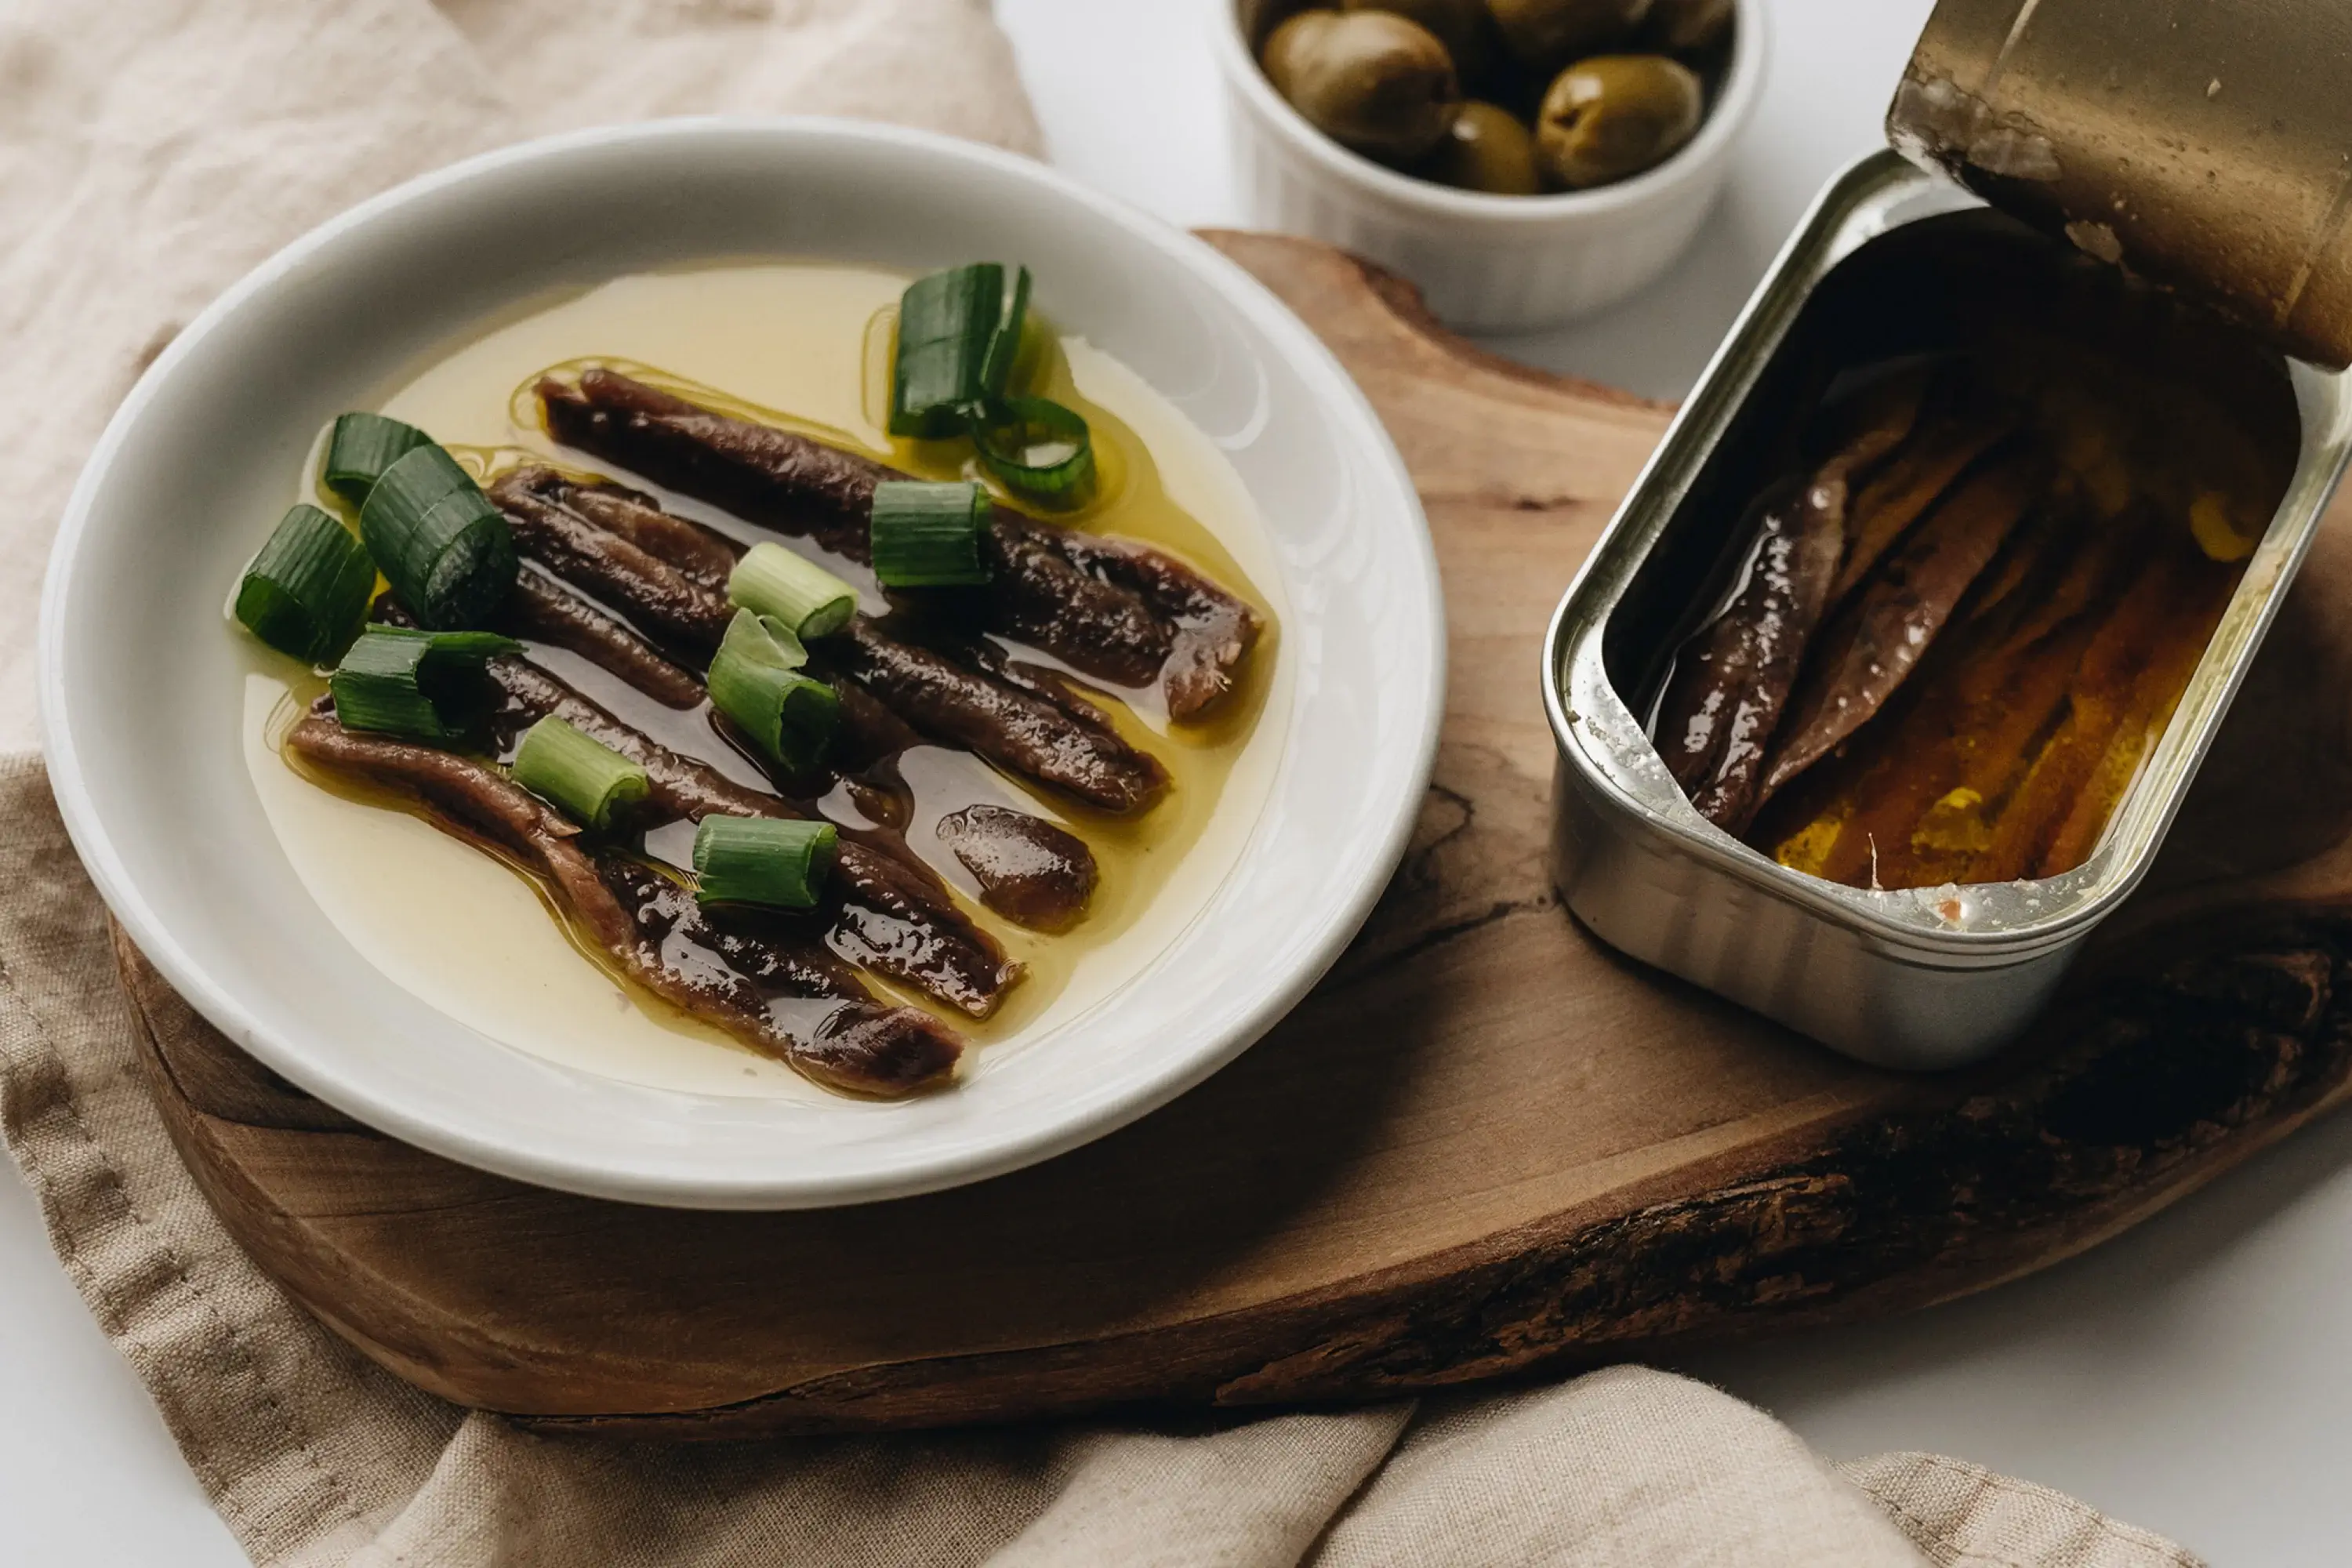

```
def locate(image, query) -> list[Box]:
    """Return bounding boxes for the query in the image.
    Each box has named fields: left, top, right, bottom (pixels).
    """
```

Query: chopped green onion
left=891, top=263, right=1002, bottom=438
left=972, top=397, right=1096, bottom=510
left=708, top=610, right=841, bottom=774
left=328, top=625, right=521, bottom=742
left=869, top=481, right=992, bottom=588
left=717, top=605, right=809, bottom=676
left=511, top=715, right=649, bottom=831
left=890, top=263, right=1036, bottom=437
left=728, top=542, right=858, bottom=639
left=692, top=815, right=838, bottom=910
left=365, top=438, right=472, bottom=518
left=321, top=413, right=432, bottom=507
left=356, top=442, right=517, bottom=630
left=978, top=266, right=1033, bottom=398
left=233, top=503, right=376, bottom=663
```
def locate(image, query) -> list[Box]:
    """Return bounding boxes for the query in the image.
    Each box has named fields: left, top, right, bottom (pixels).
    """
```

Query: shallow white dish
left=38, top=118, right=1445, bottom=1210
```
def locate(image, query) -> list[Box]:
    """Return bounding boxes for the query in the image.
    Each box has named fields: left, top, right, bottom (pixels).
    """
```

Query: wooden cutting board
left=123, top=232, right=2352, bottom=1437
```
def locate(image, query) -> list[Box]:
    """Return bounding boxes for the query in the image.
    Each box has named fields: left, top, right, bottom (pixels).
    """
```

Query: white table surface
left=8, top=2, right=2350, bottom=1562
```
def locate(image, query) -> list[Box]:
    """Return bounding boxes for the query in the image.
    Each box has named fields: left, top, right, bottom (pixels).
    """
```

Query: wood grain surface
left=122, top=231, right=2352, bottom=1436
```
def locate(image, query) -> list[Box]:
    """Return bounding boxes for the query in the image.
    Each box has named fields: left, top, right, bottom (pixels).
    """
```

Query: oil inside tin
left=1610, top=210, right=2301, bottom=894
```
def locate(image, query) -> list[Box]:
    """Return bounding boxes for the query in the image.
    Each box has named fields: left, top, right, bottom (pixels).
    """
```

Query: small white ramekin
left=1213, top=0, right=1768, bottom=331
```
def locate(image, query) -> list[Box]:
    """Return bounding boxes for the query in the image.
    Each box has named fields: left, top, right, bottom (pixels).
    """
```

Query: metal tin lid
left=1889, top=0, right=2352, bottom=367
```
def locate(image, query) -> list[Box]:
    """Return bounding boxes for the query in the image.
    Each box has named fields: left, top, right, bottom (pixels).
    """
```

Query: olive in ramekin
left=1253, top=0, right=1733, bottom=197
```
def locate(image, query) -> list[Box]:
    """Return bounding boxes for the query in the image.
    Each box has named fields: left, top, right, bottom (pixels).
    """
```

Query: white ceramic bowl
left=39, top=118, right=1444, bottom=1210
left=1213, top=0, right=1768, bottom=331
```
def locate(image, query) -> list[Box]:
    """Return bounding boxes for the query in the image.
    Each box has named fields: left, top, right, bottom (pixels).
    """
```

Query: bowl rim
left=1210, top=0, right=1770, bottom=224
left=37, top=115, right=1448, bottom=1209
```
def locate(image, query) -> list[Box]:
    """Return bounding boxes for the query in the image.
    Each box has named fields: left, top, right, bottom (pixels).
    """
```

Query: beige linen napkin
left=0, top=2, right=2203, bottom=1564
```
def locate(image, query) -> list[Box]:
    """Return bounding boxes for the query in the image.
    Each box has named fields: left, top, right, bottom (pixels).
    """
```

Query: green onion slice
left=728, top=542, right=858, bottom=640
left=511, top=715, right=649, bottom=831
left=869, top=481, right=993, bottom=588
left=233, top=503, right=376, bottom=664
left=891, top=263, right=1001, bottom=438
left=356, top=442, right=518, bottom=630
left=890, top=263, right=1035, bottom=437
left=708, top=610, right=841, bottom=775
left=328, top=625, right=521, bottom=742
left=971, top=397, right=1096, bottom=510
left=978, top=265, right=1033, bottom=398
left=692, top=815, right=839, bottom=910
left=321, top=413, right=432, bottom=507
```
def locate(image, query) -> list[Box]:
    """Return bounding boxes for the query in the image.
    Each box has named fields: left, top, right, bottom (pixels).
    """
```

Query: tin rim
left=1540, top=151, right=2350, bottom=967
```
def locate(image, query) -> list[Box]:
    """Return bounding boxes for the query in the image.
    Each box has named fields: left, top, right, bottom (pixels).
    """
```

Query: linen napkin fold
left=0, top=0, right=1041, bottom=756
left=0, top=2, right=2203, bottom=1564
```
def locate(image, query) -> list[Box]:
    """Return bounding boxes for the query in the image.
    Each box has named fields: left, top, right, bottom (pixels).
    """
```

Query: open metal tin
left=1543, top=140, right=2352, bottom=1070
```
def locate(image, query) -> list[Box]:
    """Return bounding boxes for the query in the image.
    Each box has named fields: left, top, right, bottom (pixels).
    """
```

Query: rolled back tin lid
left=1889, top=0, right=2352, bottom=368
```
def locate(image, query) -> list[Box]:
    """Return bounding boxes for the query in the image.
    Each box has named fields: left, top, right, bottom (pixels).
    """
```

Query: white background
left=7, top=2, right=2350, bottom=1562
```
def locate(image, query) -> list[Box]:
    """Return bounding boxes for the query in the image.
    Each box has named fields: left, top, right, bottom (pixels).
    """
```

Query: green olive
left=1341, top=0, right=1497, bottom=83
left=1487, top=0, right=1653, bottom=72
left=1423, top=101, right=1542, bottom=194
left=1535, top=53, right=1703, bottom=189
left=1262, top=9, right=1341, bottom=99
left=1265, top=10, right=1461, bottom=162
left=1642, top=0, right=1733, bottom=52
